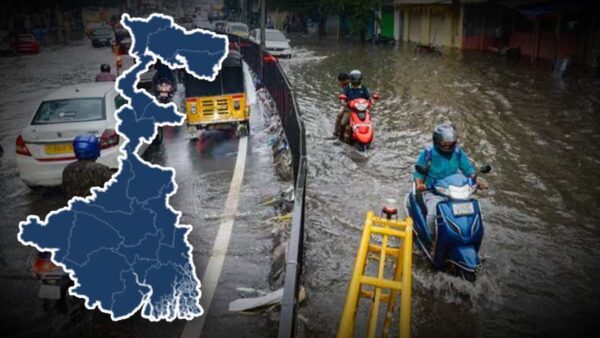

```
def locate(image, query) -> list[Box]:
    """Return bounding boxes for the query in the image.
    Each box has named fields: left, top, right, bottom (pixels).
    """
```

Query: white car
left=15, top=82, right=155, bottom=187
left=193, top=17, right=214, bottom=30
left=226, top=22, right=249, bottom=39
left=249, top=29, right=292, bottom=58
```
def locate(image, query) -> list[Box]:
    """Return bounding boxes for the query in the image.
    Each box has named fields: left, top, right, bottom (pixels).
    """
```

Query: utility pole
left=260, top=0, right=266, bottom=75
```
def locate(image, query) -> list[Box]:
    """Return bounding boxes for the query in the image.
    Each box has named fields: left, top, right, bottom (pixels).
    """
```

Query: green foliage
left=323, top=0, right=382, bottom=37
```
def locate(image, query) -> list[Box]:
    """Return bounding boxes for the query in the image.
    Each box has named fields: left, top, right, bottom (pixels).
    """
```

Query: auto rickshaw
left=185, top=50, right=250, bottom=138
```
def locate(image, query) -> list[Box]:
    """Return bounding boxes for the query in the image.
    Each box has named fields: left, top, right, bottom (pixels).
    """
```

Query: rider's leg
left=340, top=111, right=350, bottom=141
left=423, top=191, right=446, bottom=240
left=333, top=106, right=345, bottom=136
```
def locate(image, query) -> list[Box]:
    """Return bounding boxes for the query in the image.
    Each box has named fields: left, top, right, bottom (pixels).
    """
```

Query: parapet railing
left=231, top=34, right=307, bottom=337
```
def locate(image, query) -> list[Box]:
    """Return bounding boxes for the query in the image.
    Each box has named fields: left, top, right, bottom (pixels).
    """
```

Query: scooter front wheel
left=461, top=270, right=477, bottom=282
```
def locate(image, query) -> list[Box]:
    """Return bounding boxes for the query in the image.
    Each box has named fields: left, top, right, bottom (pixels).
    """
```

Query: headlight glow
left=355, top=102, right=368, bottom=111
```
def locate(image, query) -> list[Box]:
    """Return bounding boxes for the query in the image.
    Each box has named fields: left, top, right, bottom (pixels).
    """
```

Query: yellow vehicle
left=185, top=50, right=250, bottom=138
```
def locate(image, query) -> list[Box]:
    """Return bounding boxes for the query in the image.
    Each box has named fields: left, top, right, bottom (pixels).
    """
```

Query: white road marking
left=181, top=135, right=248, bottom=338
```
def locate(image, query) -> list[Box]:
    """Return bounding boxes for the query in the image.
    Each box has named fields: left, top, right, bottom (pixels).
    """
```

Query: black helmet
left=337, top=72, right=348, bottom=82
left=348, top=69, right=362, bottom=84
left=433, top=123, right=458, bottom=155
left=101, top=64, right=111, bottom=73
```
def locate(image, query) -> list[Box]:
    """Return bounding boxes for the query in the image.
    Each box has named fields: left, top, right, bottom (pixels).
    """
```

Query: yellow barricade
left=338, top=210, right=413, bottom=338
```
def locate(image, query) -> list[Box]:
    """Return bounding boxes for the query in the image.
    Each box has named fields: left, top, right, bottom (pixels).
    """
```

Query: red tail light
left=263, top=54, right=277, bottom=63
left=32, top=257, right=57, bottom=274
left=100, top=129, right=119, bottom=149
left=16, top=135, right=32, bottom=156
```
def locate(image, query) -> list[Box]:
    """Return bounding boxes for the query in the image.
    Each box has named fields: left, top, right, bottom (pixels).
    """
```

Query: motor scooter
left=404, top=164, right=491, bottom=281
left=30, top=251, right=73, bottom=312
left=337, top=93, right=379, bottom=151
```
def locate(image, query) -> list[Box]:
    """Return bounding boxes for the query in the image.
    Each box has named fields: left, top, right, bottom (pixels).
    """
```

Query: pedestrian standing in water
left=62, top=134, right=114, bottom=200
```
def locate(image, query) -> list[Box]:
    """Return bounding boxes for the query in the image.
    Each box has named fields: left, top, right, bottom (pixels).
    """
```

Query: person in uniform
left=62, top=134, right=114, bottom=200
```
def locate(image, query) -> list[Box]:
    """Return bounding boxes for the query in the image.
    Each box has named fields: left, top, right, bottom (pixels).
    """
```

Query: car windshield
left=93, top=29, right=112, bottom=36
left=32, top=98, right=104, bottom=124
left=229, top=24, right=248, bottom=33
left=266, top=31, right=287, bottom=42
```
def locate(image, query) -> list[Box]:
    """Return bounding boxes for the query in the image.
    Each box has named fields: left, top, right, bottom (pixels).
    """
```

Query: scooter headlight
left=435, top=186, right=447, bottom=196
left=355, top=102, right=368, bottom=111
left=448, top=185, right=471, bottom=200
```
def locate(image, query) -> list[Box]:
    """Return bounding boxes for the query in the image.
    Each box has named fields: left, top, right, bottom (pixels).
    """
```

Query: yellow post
left=338, top=211, right=374, bottom=338
left=399, top=218, right=413, bottom=338
left=338, top=211, right=414, bottom=338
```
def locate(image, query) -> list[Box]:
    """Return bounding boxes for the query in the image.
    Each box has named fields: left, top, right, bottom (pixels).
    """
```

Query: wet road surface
left=0, top=40, right=287, bottom=337
left=282, top=38, right=600, bottom=337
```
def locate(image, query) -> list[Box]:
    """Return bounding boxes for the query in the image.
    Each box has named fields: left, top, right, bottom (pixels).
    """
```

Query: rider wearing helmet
left=334, top=70, right=373, bottom=137
left=95, top=64, right=117, bottom=82
left=343, top=70, right=372, bottom=101
left=413, top=123, right=476, bottom=236
left=62, top=134, right=114, bottom=200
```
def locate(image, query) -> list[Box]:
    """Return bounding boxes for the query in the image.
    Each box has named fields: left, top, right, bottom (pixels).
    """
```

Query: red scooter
left=338, top=93, right=379, bottom=151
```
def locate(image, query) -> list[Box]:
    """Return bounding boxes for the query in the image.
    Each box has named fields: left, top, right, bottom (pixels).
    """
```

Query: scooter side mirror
left=415, top=164, right=429, bottom=176
left=338, top=94, right=348, bottom=101
left=479, top=164, right=492, bottom=174
left=372, top=92, right=380, bottom=100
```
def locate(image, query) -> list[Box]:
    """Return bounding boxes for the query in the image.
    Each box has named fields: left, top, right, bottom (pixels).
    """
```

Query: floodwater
left=281, top=38, right=600, bottom=337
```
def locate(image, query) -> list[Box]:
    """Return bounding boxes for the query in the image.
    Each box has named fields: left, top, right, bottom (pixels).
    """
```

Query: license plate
left=45, top=143, right=73, bottom=154
left=39, top=284, right=61, bottom=300
left=452, top=202, right=475, bottom=216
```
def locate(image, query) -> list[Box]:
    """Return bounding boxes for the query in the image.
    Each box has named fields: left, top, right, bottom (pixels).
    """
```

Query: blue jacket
left=413, top=145, right=475, bottom=186
left=343, top=84, right=371, bottom=101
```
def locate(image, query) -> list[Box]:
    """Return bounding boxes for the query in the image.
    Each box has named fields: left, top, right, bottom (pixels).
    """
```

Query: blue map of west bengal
left=17, top=14, right=228, bottom=321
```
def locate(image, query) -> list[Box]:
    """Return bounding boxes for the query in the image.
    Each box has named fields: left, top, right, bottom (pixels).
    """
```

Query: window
left=32, top=98, right=104, bottom=125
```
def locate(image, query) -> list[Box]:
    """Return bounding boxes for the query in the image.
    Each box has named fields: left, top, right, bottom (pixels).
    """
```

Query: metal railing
left=232, top=34, right=307, bottom=337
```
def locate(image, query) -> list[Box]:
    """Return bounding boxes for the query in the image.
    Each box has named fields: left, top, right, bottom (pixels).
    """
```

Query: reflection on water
left=283, top=38, right=600, bottom=336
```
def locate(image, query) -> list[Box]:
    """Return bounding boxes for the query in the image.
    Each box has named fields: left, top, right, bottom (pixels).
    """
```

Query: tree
left=321, top=0, right=382, bottom=39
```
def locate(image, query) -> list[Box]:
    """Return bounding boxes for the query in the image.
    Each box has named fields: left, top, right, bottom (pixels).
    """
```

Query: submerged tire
left=461, top=270, right=477, bottom=282
left=236, top=122, right=250, bottom=137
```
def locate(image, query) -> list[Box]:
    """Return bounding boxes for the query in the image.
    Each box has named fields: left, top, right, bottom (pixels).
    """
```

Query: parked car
left=90, top=27, right=115, bottom=47
left=249, top=28, right=292, bottom=58
left=15, top=82, right=156, bottom=187
left=227, top=22, right=249, bottom=39
left=14, top=34, right=40, bottom=54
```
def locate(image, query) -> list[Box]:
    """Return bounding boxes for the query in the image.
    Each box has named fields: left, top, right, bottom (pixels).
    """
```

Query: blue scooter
left=404, top=164, right=491, bottom=281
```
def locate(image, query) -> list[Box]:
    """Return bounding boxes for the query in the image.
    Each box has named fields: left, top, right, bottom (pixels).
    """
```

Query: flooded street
left=1, top=33, right=599, bottom=337
left=282, top=38, right=600, bottom=336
